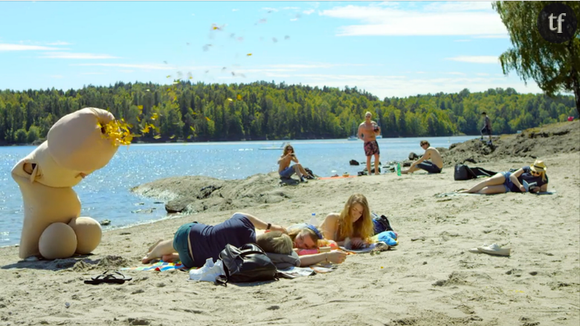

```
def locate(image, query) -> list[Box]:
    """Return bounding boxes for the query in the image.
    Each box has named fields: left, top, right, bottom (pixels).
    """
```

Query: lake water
left=0, top=136, right=477, bottom=247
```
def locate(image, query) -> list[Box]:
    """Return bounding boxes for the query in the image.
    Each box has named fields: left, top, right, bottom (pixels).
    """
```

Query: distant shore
left=0, top=121, right=577, bottom=325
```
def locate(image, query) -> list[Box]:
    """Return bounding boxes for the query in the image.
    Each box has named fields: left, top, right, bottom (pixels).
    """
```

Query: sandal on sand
left=84, top=271, right=132, bottom=285
left=469, top=243, right=511, bottom=257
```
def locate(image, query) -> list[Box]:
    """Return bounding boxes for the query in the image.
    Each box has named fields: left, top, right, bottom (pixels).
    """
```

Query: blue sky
left=0, top=1, right=544, bottom=99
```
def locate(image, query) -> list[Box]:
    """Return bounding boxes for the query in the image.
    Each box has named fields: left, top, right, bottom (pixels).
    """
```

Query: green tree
left=15, top=128, right=28, bottom=143
left=27, top=126, right=41, bottom=143
left=493, top=1, right=580, bottom=113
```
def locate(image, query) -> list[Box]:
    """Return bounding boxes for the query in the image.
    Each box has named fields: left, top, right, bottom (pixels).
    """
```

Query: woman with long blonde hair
left=319, top=194, right=375, bottom=249
left=461, top=159, right=549, bottom=194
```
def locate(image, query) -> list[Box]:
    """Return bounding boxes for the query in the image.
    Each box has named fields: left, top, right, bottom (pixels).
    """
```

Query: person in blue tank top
left=460, top=160, right=549, bottom=195
left=142, top=212, right=347, bottom=268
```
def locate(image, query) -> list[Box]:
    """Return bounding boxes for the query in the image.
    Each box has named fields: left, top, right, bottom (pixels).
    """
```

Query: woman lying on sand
left=320, top=194, right=375, bottom=249
left=460, top=160, right=549, bottom=195
left=142, top=212, right=347, bottom=268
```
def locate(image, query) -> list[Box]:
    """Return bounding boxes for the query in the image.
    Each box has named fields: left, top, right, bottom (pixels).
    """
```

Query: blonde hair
left=337, top=194, right=374, bottom=242
left=256, top=231, right=293, bottom=254
left=281, top=143, right=294, bottom=157
left=535, top=170, right=547, bottom=182
left=531, top=160, right=547, bottom=182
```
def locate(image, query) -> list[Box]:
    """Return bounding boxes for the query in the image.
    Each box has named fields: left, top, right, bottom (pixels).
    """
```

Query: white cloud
left=303, top=9, right=315, bottom=15
left=422, top=2, right=493, bottom=12
left=0, top=43, right=61, bottom=51
left=46, top=41, right=70, bottom=46
left=72, top=63, right=172, bottom=70
left=232, top=9, right=239, bottom=12
left=320, top=4, right=508, bottom=36
left=447, top=56, right=499, bottom=64
left=290, top=18, right=298, bottom=21
left=40, top=52, right=118, bottom=59
left=281, top=74, right=543, bottom=98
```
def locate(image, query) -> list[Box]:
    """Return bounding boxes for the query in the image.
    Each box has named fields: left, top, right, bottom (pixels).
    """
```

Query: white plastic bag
left=188, top=258, right=224, bottom=282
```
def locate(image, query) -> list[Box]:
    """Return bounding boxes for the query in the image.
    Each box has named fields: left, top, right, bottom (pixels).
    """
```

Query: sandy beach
left=0, top=122, right=578, bottom=326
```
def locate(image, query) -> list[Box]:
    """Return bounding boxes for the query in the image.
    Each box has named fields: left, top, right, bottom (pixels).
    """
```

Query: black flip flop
left=84, top=271, right=132, bottom=285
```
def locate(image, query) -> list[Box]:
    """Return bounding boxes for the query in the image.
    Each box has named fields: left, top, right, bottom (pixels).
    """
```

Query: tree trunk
left=574, top=70, right=580, bottom=116
left=569, top=40, right=580, bottom=116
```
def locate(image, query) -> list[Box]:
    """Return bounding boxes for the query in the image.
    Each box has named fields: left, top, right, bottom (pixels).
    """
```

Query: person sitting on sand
left=142, top=212, right=346, bottom=268
left=278, top=143, right=312, bottom=182
left=319, top=194, right=375, bottom=249
left=460, top=160, right=549, bottom=195
left=402, top=140, right=443, bottom=174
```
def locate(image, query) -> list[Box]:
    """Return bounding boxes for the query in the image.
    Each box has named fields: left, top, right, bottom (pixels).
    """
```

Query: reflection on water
left=0, top=136, right=476, bottom=246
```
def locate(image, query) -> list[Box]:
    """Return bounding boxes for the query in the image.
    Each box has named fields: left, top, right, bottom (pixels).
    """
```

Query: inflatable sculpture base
left=11, top=108, right=119, bottom=260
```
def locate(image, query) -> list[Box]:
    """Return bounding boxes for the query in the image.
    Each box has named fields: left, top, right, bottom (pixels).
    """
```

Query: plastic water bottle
left=309, top=213, right=317, bottom=226
left=396, top=163, right=401, bottom=176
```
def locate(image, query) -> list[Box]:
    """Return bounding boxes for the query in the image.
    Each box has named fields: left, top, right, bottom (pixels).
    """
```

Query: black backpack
left=216, top=243, right=278, bottom=286
left=454, top=163, right=498, bottom=181
left=454, top=164, right=476, bottom=180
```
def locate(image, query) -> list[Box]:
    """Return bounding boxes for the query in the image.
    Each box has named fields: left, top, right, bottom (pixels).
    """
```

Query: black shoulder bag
left=215, top=243, right=278, bottom=286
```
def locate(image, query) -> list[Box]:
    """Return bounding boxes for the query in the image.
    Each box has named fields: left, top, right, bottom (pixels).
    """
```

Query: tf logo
left=537, top=3, right=578, bottom=43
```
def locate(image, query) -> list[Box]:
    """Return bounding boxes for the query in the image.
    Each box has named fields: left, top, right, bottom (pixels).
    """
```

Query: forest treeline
left=0, top=81, right=577, bottom=144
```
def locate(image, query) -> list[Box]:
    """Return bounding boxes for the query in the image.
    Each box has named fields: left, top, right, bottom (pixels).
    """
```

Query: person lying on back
left=402, top=140, right=443, bottom=174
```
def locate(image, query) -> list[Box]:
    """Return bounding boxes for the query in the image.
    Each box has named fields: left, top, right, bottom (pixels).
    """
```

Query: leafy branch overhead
left=493, top=1, right=580, bottom=114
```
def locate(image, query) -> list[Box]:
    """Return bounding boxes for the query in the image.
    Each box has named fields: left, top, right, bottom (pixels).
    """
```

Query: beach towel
left=434, top=190, right=557, bottom=198
left=277, top=263, right=336, bottom=278
left=121, top=261, right=186, bottom=272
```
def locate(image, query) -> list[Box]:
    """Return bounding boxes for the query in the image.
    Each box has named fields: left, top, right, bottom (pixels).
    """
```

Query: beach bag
left=216, top=243, right=278, bottom=286
left=304, top=167, right=315, bottom=179
left=454, top=164, right=476, bottom=180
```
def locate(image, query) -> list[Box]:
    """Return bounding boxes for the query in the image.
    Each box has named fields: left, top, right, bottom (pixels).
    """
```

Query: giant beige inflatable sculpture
left=11, top=108, right=120, bottom=260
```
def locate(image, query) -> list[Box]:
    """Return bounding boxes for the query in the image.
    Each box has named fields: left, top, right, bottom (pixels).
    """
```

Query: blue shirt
left=509, top=166, right=548, bottom=192
left=188, top=213, right=256, bottom=267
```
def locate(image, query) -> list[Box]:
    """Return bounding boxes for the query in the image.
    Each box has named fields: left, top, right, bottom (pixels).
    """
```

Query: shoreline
left=0, top=150, right=578, bottom=325
left=0, top=122, right=578, bottom=325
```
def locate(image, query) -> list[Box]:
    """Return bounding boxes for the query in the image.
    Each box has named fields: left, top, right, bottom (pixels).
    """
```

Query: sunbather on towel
left=320, top=194, right=375, bottom=249
left=460, top=160, right=549, bottom=195
left=142, top=212, right=346, bottom=268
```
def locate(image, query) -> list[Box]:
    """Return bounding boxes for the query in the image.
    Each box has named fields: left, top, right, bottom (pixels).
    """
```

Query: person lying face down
left=142, top=212, right=347, bottom=268
left=460, top=159, right=549, bottom=195
left=319, top=194, right=375, bottom=249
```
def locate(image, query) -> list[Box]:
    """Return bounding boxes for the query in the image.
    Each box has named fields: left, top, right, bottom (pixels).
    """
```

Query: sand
left=0, top=122, right=578, bottom=326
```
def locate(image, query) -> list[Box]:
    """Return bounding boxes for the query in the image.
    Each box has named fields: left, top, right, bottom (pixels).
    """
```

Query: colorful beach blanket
left=123, top=260, right=335, bottom=277
left=121, top=261, right=186, bottom=272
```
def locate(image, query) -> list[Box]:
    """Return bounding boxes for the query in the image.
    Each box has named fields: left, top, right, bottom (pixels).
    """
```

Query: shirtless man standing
left=358, top=111, right=381, bottom=175
left=401, top=140, right=443, bottom=174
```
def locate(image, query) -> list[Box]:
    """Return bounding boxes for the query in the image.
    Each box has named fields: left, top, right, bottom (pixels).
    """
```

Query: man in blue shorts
left=402, top=140, right=443, bottom=174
